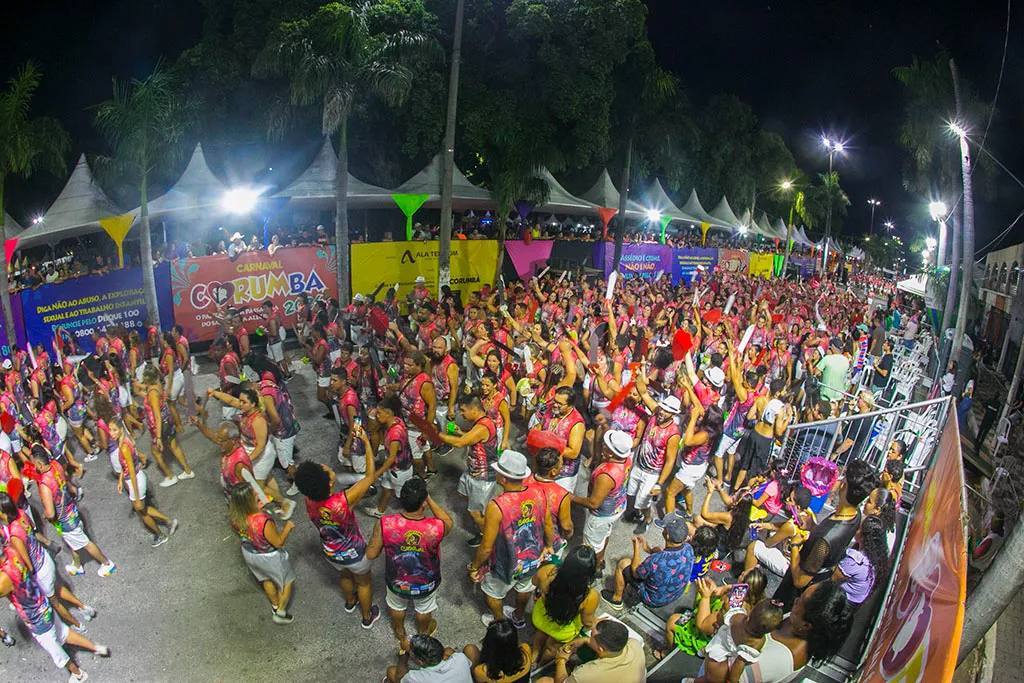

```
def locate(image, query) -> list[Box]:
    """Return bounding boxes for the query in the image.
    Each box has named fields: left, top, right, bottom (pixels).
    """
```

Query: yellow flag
left=98, top=214, right=137, bottom=267
left=700, top=222, right=711, bottom=246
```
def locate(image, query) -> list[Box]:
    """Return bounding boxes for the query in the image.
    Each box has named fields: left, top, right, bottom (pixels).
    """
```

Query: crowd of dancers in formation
left=0, top=264, right=910, bottom=683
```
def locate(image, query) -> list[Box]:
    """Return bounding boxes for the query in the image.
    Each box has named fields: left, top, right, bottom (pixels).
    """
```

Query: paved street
left=0, top=360, right=696, bottom=682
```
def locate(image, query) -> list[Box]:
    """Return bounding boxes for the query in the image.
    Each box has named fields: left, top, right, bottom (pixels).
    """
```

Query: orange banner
left=861, top=413, right=967, bottom=683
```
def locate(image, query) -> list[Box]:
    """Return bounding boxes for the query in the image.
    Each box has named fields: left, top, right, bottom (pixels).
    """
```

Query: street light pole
left=867, top=198, right=880, bottom=236
left=819, top=138, right=844, bottom=278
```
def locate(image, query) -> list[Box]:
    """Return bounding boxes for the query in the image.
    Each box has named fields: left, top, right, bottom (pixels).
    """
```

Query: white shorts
left=457, top=473, right=497, bottom=512
left=715, top=434, right=741, bottom=459
left=674, top=461, right=709, bottom=489
left=554, top=471, right=580, bottom=495
left=625, top=467, right=660, bottom=510
left=752, top=539, right=789, bottom=577
left=386, top=588, right=438, bottom=615
left=583, top=511, right=623, bottom=552
left=316, top=376, right=331, bottom=388
left=381, top=466, right=415, bottom=493
left=250, top=446, right=276, bottom=481
left=33, top=618, right=70, bottom=669
left=481, top=570, right=535, bottom=600
left=169, top=369, right=185, bottom=401
left=59, top=524, right=91, bottom=552
left=408, top=427, right=428, bottom=460
left=328, top=552, right=372, bottom=575
left=272, top=434, right=296, bottom=468
left=36, top=551, right=57, bottom=598
left=268, top=341, right=284, bottom=362
left=125, top=470, right=148, bottom=501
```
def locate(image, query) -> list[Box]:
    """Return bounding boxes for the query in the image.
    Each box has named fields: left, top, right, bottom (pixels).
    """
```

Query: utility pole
left=437, top=0, right=465, bottom=292
left=612, top=137, right=633, bottom=272
left=867, top=198, right=880, bottom=235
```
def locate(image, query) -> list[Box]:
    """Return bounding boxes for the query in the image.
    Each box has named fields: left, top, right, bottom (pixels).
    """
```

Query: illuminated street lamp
left=867, top=198, right=881, bottom=235
left=819, top=136, right=847, bottom=275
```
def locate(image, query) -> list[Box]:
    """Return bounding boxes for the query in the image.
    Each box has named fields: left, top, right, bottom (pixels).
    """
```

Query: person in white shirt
left=386, top=634, right=473, bottom=683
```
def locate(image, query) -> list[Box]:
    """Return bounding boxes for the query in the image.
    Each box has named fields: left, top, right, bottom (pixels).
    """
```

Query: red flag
left=607, top=382, right=636, bottom=412
left=526, top=429, right=567, bottom=455
left=672, top=329, right=693, bottom=361
left=703, top=309, right=722, bottom=324
left=368, top=308, right=390, bottom=337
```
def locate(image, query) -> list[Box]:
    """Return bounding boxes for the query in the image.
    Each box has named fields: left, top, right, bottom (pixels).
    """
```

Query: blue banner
left=20, top=264, right=174, bottom=355
left=672, top=248, right=719, bottom=285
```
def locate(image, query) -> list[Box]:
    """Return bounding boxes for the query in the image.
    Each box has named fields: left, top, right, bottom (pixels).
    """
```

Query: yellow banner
left=350, top=240, right=499, bottom=300
left=98, top=214, right=136, bottom=267
left=748, top=252, right=775, bottom=279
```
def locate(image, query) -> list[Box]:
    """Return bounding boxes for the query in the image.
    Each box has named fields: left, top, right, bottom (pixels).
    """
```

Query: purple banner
left=791, top=256, right=816, bottom=280
left=605, top=243, right=673, bottom=281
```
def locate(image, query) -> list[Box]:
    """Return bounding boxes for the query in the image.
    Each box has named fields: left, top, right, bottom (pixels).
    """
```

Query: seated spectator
left=862, top=486, right=897, bottom=553
left=464, top=618, right=532, bottom=683
left=694, top=598, right=785, bottom=683
left=831, top=515, right=891, bottom=607
left=687, top=526, right=719, bottom=585
left=531, top=546, right=599, bottom=668
left=970, top=514, right=1005, bottom=572
left=695, top=478, right=753, bottom=566
left=387, top=634, right=473, bottom=683
left=663, top=568, right=768, bottom=660
left=880, top=459, right=904, bottom=505
left=742, top=485, right=814, bottom=577
left=536, top=618, right=645, bottom=683
left=602, top=516, right=694, bottom=610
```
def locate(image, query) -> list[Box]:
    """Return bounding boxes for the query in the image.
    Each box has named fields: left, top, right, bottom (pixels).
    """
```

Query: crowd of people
left=0, top=257, right=923, bottom=682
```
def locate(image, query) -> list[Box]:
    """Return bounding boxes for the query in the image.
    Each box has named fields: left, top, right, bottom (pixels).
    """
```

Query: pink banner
left=505, top=240, right=554, bottom=279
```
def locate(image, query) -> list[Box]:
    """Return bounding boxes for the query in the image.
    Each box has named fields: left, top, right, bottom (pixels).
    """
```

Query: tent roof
left=738, top=209, right=768, bottom=237
left=131, top=143, right=230, bottom=217
left=773, top=218, right=791, bottom=241
left=534, top=168, right=599, bottom=215
left=643, top=179, right=690, bottom=223
left=798, top=226, right=815, bottom=246
left=709, top=196, right=743, bottom=230
left=896, top=274, right=928, bottom=297
left=3, top=213, right=24, bottom=238
left=578, top=169, right=646, bottom=217
left=272, top=137, right=393, bottom=207
left=393, top=153, right=493, bottom=209
left=757, top=213, right=779, bottom=239
left=680, top=190, right=729, bottom=230
left=17, top=154, right=123, bottom=249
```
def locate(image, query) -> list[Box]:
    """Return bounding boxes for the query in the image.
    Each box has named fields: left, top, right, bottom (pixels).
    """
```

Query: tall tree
left=0, top=63, right=70, bottom=347
left=93, top=64, right=195, bottom=323
left=253, top=1, right=439, bottom=304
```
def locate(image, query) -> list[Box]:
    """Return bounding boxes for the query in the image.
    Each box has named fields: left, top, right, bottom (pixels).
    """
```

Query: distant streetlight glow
left=949, top=121, right=967, bottom=138
left=929, top=201, right=947, bottom=221
left=884, top=219, right=895, bottom=231
left=646, top=209, right=661, bottom=223
left=925, top=237, right=937, bottom=249
left=780, top=179, right=793, bottom=190
left=222, top=188, right=261, bottom=214
left=32, top=216, right=43, bottom=224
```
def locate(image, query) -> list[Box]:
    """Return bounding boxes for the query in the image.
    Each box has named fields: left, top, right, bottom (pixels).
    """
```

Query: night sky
left=1, top=0, right=1021, bottom=252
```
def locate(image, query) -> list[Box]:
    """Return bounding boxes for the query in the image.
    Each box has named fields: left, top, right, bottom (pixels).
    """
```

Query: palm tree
left=93, top=63, right=194, bottom=322
left=253, top=2, right=438, bottom=304
left=0, top=63, right=70, bottom=347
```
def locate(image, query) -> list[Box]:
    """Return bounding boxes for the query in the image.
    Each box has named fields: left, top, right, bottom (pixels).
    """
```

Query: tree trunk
left=437, top=0, right=465, bottom=291
left=0, top=184, right=16, bottom=349
left=335, top=123, right=352, bottom=305
left=951, top=58, right=975, bottom=362
left=613, top=135, right=633, bottom=272
left=494, top=204, right=508, bottom=289
left=138, top=176, right=161, bottom=329
left=782, top=203, right=794, bottom=278
left=940, top=203, right=961, bottom=338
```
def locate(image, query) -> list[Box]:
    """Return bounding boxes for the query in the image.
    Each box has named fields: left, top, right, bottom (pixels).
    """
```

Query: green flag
left=392, top=194, right=430, bottom=240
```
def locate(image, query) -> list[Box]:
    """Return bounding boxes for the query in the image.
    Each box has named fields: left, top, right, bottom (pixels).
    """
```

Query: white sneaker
left=97, top=562, right=116, bottom=578
left=69, top=670, right=88, bottom=683
left=78, top=606, right=97, bottom=622
left=83, top=453, right=98, bottom=463
left=94, top=645, right=110, bottom=657
left=159, top=476, right=178, bottom=488
left=277, top=499, right=296, bottom=521
left=65, top=563, right=84, bottom=577
left=286, top=483, right=299, bottom=496
left=177, top=470, right=195, bottom=480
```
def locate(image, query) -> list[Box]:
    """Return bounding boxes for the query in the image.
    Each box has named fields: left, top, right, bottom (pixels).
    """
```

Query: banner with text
left=862, top=415, right=967, bottom=683
left=748, top=253, right=775, bottom=278
left=791, top=256, right=816, bottom=280
left=604, top=243, right=673, bottom=280
left=672, top=248, right=719, bottom=286
left=351, top=240, right=499, bottom=300
left=170, top=247, right=338, bottom=342
left=717, top=249, right=749, bottom=275
left=20, top=264, right=174, bottom=354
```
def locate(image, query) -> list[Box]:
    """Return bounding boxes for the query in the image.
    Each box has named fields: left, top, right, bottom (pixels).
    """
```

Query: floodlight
left=222, top=188, right=260, bottom=214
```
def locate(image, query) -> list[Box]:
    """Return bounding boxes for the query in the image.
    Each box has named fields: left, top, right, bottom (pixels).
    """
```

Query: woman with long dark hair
left=696, top=477, right=754, bottom=564
left=465, top=618, right=532, bottom=683
left=663, top=401, right=724, bottom=519
left=863, top=485, right=897, bottom=552
left=530, top=546, right=599, bottom=667
left=832, top=515, right=891, bottom=606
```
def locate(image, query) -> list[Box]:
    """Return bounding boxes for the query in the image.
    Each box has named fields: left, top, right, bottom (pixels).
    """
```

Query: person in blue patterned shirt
left=603, top=516, right=695, bottom=609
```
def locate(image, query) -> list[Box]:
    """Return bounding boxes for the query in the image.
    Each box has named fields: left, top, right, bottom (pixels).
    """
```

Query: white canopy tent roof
left=681, top=189, right=730, bottom=231
left=798, top=226, right=815, bottom=246
left=130, top=143, right=230, bottom=218
left=272, top=137, right=393, bottom=208
left=578, top=168, right=646, bottom=218
left=738, top=209, right=769, bottom=238
left=896, top=274, right=928, bottom=297
left=773, top=218, right=792, bottom=241
left=644, top=179, right=691, bottom=223
left=2, top=213, right=24, bottom=238
left=709, top=196, right=743, bottom=231
left=16, top=154, right=124, bottom=250
left=533, top=168, right=599, bottom=215
left=393, top=153, right=493, bottom=209
left=757, top=213, right=782, bottom=239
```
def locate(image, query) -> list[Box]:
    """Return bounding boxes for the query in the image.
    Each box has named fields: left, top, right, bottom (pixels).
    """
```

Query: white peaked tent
left=829, top=237, right=844, bottom=254
left=393, top=153, right=493, bottom=209
left=774, top=218, right=793, bottom=242
left=2, top=213, right=24, bottom=238
left=798, top=226, right=815, bottom=246
left=681, top=189, right=729, bottom=231
left=273, top=137, right=392, bottom=208
left=16, top=154, right=123, bottom=249
left=709, top=196, right=743, bottom=231
left=644, top=178, right=690, bottom=223
left=578, top=168, right=646, bottom=218
left=533, top=168, right=599, bottom=215
left=130, top=142, right=229, bottom=217
left=757, top=213, right=780, bottom=239
left=738, top=209, right=768, bottom=238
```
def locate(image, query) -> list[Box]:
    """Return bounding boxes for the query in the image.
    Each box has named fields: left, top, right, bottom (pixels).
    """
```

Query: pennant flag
left=701, top=221, right=711, bottom=246
left=5, top=238, right=17, bottom=267
left=703, top=309, right=722, bottom=324
left=672, top=329, right=693, bottom=361
left=659, top=215, right=673, bottom=244
left=773, top=254, right=785, bottom=276
left=98, top=214, right=137, bottom=267
left=391, top=193, right=430, bottom=240
left=598, top=207, right=618, bottom=241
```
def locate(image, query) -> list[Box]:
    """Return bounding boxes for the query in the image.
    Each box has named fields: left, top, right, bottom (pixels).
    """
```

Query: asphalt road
left=0, top=360, right=713, bottom=683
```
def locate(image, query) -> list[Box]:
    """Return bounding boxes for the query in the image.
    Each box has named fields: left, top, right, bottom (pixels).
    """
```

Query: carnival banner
left=791, top=256, right=816, bottom=280
left=20, top=264, right=173, bottom=354
left=170, top=247, right=338, bottom=342
left=505, top=240, right=554, bottom=279
left=672, top=248, right=718, bottom=286
left=862, top=415, right=967, bottom=683
left=351, top=240, right=499, bottom=300
left=604, top=243, right=673, bottom=280
left=0, top=296, right=26, bottom=360
left=717, top=248, right=749, bottom=275
left=749, top=253, right=775, bottom=278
